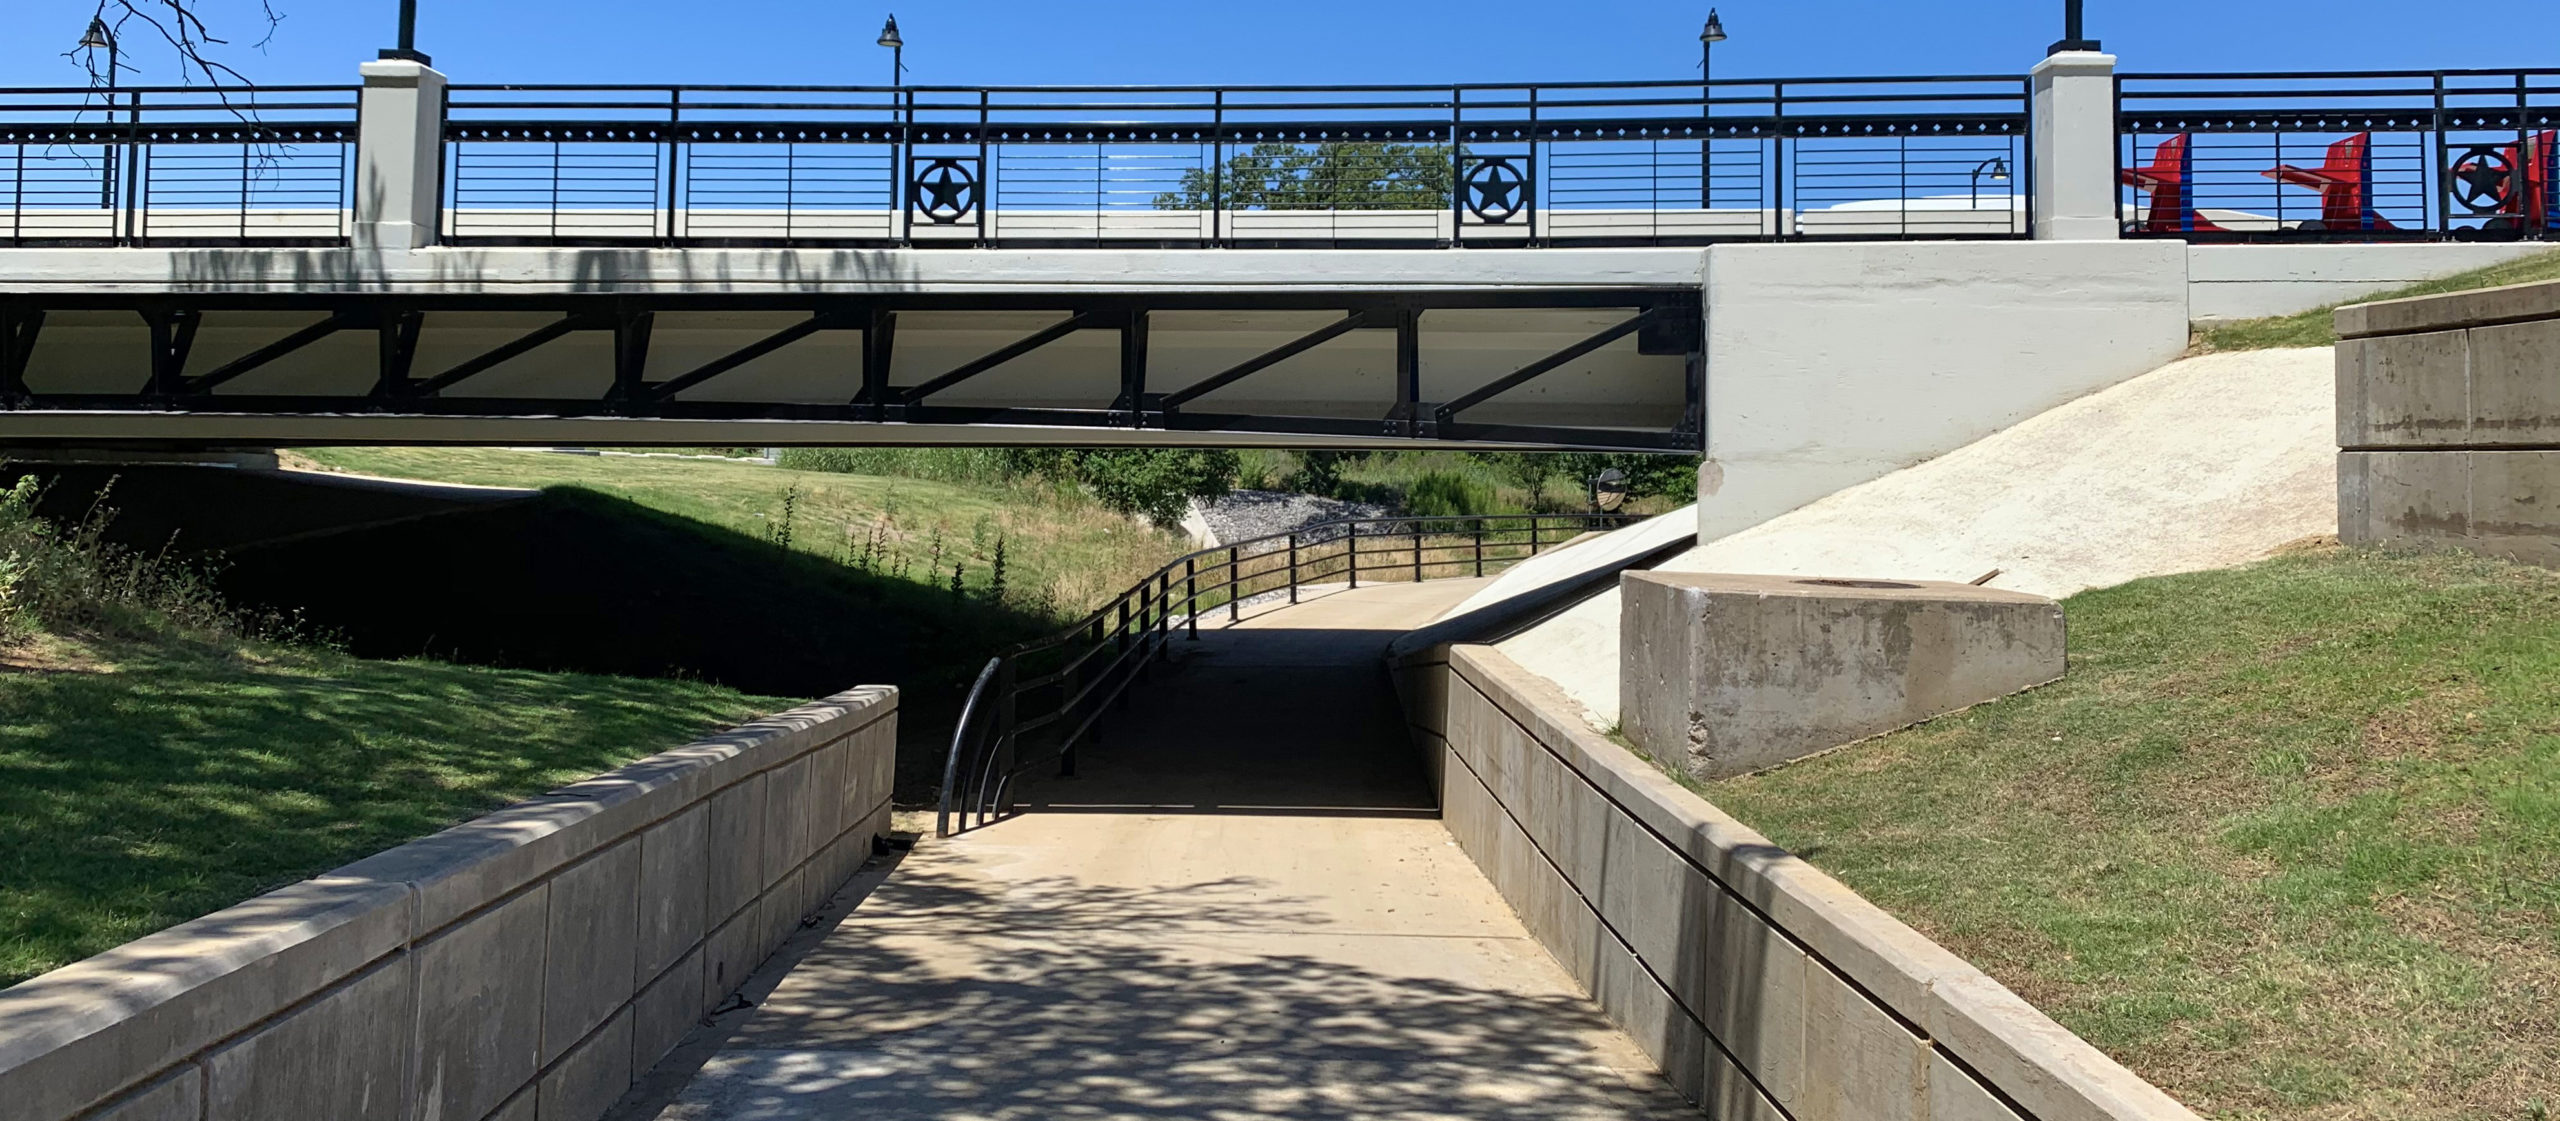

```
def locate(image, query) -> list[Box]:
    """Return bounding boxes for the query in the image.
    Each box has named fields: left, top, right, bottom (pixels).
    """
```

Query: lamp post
left=1699, top=10, right=1726, bottom=210
left=877, top=16, right=906, bottom=86
left=2048, top=0, right=2101, bottom=54
left=79, top=19, right=119, bottom=212
left=380, top=0, right=430, bottom=63
left=1971, top=156, right=2011, bottom=210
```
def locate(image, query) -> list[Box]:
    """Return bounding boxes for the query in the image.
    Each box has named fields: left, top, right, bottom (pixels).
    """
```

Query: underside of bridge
left=0, top=285, right=1702, bottom=453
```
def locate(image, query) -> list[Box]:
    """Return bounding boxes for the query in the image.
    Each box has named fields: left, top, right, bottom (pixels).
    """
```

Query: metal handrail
left=934, top=510, right=1639, bottom=836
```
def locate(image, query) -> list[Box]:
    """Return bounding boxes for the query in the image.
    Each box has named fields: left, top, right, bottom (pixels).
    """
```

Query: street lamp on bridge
left=1699, top=9, right=1728, bottom=209
left=78, top=18, right=120, bottom=213
left=877, top=16, right=907, bottom=87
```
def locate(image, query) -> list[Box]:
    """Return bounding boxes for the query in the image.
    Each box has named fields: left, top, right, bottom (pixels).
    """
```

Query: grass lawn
left=0, top=632, right=784, bottom=988
left=290, top=447, right=1192, bottom=617
left=2195, top=247, right=2560, bottom=353
left=1707, top=546, right=2559, bottom=1120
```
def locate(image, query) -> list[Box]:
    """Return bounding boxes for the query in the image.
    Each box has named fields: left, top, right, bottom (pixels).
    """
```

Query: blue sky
left=3, top=0, right=2554, bottom=89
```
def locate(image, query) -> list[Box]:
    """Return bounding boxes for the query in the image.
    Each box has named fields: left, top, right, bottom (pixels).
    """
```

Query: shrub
left=1002, top=448, right=1240, bottom=528
left=1403, top=470, right=1496, bottom=519
left=776, top=447, right=1012, bottom=485
left=0, top=475, right=297, bottom=645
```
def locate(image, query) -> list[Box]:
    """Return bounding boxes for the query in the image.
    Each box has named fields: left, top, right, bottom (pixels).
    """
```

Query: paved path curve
left=652, top=581, right=1694, bottom=1121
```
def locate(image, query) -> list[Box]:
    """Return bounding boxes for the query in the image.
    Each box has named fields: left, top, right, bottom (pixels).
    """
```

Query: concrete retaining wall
left=2187, top=243, right=2551, bottom=322
left=0, top=687, right=898, bottom=1121
left=1389, top=644, right=2196, bottom=1121
left=2335, top=278, right=2560, bottom=565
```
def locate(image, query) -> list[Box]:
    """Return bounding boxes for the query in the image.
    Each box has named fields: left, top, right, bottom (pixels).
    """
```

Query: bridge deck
left=651, top=580, right=1692, bottom=1120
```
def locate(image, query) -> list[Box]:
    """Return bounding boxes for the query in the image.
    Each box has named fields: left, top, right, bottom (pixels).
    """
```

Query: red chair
left=2263, top=132, right=2395, bottom=232
left=2512, top=130, right=2556, bottom=230
left=2121, top=134, right=2223, bottom=233
left=2459, top=130, right=2560, bottom=233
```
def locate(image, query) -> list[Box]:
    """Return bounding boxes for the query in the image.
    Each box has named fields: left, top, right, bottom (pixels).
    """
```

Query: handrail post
left=1474, top=521, right=1485, bottom=576
left=1228, top=545, right=1242, bottom=622
left=1187, top=556, right=1200, bottom=639
left=1412, top=526, right=1423, bottom=583
left=1347, top=528, right=1359, bottom=589
left=1287, top=533, right=1299, bottom=604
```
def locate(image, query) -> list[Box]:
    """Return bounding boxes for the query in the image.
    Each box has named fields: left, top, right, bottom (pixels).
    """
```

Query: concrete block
left=536, top=1008, right=632, bottom=1121
left=704, top=775, right=766, bottom=927
left=1929, top=1052, right=2025, bottom=1121
left=82, top=1066, right=201, bottom=1121
left=484, top=1086, right=535, bottom=1121
left=1702, top=1044, right=1788, bottom=1121
left=635, top=805, right=710, bottom=984
left=542, top=839, right=641, bottom=1065
left=2338, top=276, right=2560, bottom=338
left=1590, top=924, right=1707, bottom=1102
left=759, top=866, right=805, bottom=959
left=0, top=875, right=410, bottom=1121
left=700, top=906, right=762, bottom=1015
left=2334, top=329, right=2469, bottom=448
left=1622, top=572, right=2064, bottom=781
left=631, top=948, right=702, bottom=1077
left=760, top=754, right=815, bottom=893
left=1923, top=971, right=2197, bottom=1121
left=410, top=885, right=546, bottom=1121
left=1795, top=963, right=1928, bottom=1121
left=2463, top=451, right=2560, bottom=567
left=2338, top=449, right=2469, bottom=546
left=1704, top=899, right=1808, bottom=1112
left=1593, top=811, right=1712, bottom=997
left=2466, top=318, right=2560, bottom=445
left=203, top=956, right=412, bottom=1121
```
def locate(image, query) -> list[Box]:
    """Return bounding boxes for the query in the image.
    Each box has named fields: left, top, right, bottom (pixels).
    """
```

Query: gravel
left=1193, top=490, right=1395, bottom=551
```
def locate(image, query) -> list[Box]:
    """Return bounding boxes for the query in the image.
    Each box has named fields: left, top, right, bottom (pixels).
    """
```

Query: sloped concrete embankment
left=1496, top=345, right=2336, bottom=730
left=0, top=689, right=898, bottom=1121
left=1388, top=642, right=2200, bottom=1121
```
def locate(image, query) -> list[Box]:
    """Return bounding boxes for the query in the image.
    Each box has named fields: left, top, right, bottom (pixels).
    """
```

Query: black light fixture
left=79, top=17, right=119, bottom=84
left=380, top=0, right=430, bottom=64
left=1971, top=156, right=2012, bottom=209
left=2048, top=0, right=2101, bottom=54
left=1700, top=10, right=1727, bottom=46
left=877, top=15, right=906, bottom=86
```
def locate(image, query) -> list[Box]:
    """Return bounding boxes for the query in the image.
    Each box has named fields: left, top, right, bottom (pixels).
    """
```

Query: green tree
left=1002, top=448, right=1241, bottom=528
left=1154, top=143, right=1454, bottom=211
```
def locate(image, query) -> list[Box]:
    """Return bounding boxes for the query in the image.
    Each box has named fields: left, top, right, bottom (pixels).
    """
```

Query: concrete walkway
left=652, top=580, right=1694, bottom=1121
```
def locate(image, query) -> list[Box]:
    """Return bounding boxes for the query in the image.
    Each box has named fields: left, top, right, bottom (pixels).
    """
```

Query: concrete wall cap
left=2336, top=277, right=2560, bottom=339
left=2030, top=51, right=2118, bottom=77
left=1623, top=570, right=2060, bottom=607
left=356, top=60, right=445, bottom=86
left=0, top=876, right=411, bottom=1120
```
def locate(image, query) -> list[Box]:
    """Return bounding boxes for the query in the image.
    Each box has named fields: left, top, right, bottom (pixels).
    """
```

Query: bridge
left=2, top=61, right=2551, bottom=458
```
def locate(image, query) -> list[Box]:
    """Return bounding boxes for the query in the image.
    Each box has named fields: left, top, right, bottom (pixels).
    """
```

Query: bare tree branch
left=64, top=1, right=288, bottom=92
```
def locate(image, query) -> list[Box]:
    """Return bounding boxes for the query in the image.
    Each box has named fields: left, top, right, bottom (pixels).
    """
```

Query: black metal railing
left=935, top=511, right=1639, bottom=835
left=0, top=85, right=359, bottom=246
left=439, top=75, right=2031, bottom=248
left=2117, top=70, right=2560, bottom=240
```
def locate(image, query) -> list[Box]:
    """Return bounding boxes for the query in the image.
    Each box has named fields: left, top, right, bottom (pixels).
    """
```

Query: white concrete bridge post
left=2030, top=50, right=2120, bottom=241
left=354, top=59, right=449, bottom=252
